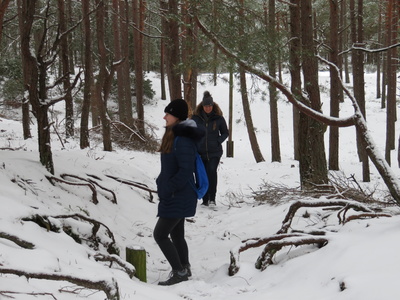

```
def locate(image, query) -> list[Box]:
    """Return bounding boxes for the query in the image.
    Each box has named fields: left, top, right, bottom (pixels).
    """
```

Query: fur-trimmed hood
left=172, top=119, right=205, bottom=142
left=193, top=102, right=223, bottom=117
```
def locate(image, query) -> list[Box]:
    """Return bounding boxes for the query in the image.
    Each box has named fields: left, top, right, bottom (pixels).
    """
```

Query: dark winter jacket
left=156, top=119, right=205, bottom=218
left=192, top=103, right=229, bottom=160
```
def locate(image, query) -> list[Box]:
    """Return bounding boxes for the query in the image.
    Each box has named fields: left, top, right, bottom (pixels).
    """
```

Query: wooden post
left=126, top=245, right=147, bottom=282
left=227, top=66, right=234, bottom=158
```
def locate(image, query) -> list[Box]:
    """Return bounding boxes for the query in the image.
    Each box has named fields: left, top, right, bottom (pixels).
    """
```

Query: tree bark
left=19, top=0, right=54, bottom=174
left=80, top=0, right=92, bottom=149
left=288, top=0, right=301, bottom=161
left=161, top=0, right=182, bottom=100
left=95, top=0, right=112, bottom=151
left=299, top=0, right=328, bottom=188
left=58, top=0, right=74, bottom=138
left=328, top=0, right=340, bottom=170
left=133, top=0, right=145, bottom=134
left=267, top=0, right=281, bottom=163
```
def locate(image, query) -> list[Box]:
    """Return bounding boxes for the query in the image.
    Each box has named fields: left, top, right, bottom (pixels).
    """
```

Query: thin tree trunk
left=267, top=0, right=281, bottom=162
left=329, top=0, right=340, bottom=170
left=299, top=0, right=328, bottom=188
left=80, top=0, right=92, bottom=149
left=239, top=0, right=264, bottom=163
left=350, top=0, right=370, bottom=181
left=95, top=0, right=112, bottom=151
left=385, top=0, right=397, bottom=164
left=16, top=0, right=31, bottom=140
left=161, top=0, right=181, bottom=100
left=19, top=0, right=54, bottom=174
left=289, top=0, right=301, bottom=161
left=58, top=0, right=74, bottom=138
left=133, top=0, right=145, bottom=134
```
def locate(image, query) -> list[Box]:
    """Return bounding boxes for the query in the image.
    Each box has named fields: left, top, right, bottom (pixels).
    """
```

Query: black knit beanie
left=164, top=99, right=188, bottom=121
left=202, top=91, right=214, bottom=106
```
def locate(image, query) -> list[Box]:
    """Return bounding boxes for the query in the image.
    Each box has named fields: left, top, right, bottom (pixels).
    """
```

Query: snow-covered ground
left=0, top=71, right=399, bottom=299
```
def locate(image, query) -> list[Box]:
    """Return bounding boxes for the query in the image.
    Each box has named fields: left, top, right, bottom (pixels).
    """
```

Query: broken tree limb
left=228, top=199, right=391, bottom=276
left=255, top=236, right=329, bottom=271
left=94, top=253, right=136, bottom=279
left=229, top=233, right=307, bottom=276
left=0, top=268, right=120, bottom=300
left=45, top=175, right=98, bottom=204
left=60, top=173, right=117, bottom=204
left=106, top=175, right=157, bottom=203
left=278, top=199, right=373, bottom=234
left=0, top=232, right=35, bottom=249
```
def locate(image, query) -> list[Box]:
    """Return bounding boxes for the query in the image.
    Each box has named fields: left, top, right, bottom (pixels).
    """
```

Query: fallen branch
left=46, top=175, right=98, bottom=204
left=61, top=173, right=117, bottom=204
left=23, top=213, right=118, bottom=255
left=106, top=175, right=156, bottom=203
left=94, top=253, right=136, bottom=278
left=0, top=232, right=35, bottom=249
left=279, top=199, right=373, bottom=234
left=255, top=236, right=328, bottom=271
left=228, top=199, right=391, bottom=276
left=0, top=268, right=119, bottom=300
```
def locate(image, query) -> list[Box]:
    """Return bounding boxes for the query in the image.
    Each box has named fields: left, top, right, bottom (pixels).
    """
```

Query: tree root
left=94, top=253, right=136, bottom=278
left=228, top=199, right=391, bottom=276
left=106, top=174, right=157, bottom=203
left=22, top=213, right=119, bottom=255
left=0, top=232, right=35, bottom=249
left=46, top=175, right=99, bottom=204
left=0, top=268, right=120, bottom=300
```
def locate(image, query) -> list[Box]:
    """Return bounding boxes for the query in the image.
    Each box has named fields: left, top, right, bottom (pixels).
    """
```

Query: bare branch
left=0, top=268, right=119, bottom=300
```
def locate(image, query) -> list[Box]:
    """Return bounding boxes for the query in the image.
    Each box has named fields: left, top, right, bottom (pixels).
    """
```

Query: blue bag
left=174, top=137, right=209, bottom=199
left=193, top=152, right=209, bottom=199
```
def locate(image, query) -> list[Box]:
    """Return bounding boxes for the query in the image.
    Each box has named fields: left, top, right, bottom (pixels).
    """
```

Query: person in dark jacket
left=154, top=99, right=205, bottom=286
left=192, top=91, right=229, bottom=206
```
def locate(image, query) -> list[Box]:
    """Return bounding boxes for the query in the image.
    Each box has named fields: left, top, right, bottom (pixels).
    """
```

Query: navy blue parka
left=156, top=119, right=205, bottom=218
left=191, top=103, right=229, bottom=160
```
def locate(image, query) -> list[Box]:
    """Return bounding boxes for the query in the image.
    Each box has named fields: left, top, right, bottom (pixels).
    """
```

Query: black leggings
left=153, top=217, right=189, bottom=271
left=203, top=156, right=221, bottom=202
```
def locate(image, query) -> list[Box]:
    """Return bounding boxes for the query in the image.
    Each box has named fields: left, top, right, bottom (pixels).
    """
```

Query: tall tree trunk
left=16, top=0, right=31, bottom=140
left=212, top=0, right=217, bottom=86
left=289, top=0, right=301, bottom=161
left=0, top=0, right=10, bottom=46
left=161, top=0, right=181, bottom=100
left=239, top=0, right=264, bottom=163
left=385, top=0, right=398, bottom=164
left=19, top=0, right=54, bottom=174
left=80, top=0, right=92, bottom=149
left=133, top=0, right=145, bottom=134
left=299, top=0, right=328, bottom=188
left=328, top=0, right=339, bottom=170
left=239, top=68, right=265, bottom=163
left=266, top=0, right=281, bottom=162
left=58, top=0, right=74, bottom=138
left=376, top=2, right=382, bottom=100
left=95, top=0, right=112, bottom=151
left=112, top=0, right=125, bottom=123
left=350, top=0, right=370, bottom=181
left=121, top=0, right=133, bottom=127
left=182, top=0, right=198, bottom=110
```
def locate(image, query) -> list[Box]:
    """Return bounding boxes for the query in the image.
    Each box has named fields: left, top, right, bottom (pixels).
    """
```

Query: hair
left=158, top=120, right=179, bottom=153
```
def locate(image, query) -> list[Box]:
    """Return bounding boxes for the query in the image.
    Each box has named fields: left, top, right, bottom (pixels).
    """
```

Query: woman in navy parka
left=192, top=91, right=229, bottom=206
left=154, top=99, right=205, bottom=286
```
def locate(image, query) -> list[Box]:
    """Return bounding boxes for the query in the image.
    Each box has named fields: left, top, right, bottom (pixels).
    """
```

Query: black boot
left=183, top=264, right=192, bottom=277
left=158, top=269, right=189, bottom=286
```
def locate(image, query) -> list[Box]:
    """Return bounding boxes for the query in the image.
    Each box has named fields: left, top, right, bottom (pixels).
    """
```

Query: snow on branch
left=0, top=232, right=35, bottom=249
left=228, top=199, right=391, bottom=276
left=94, top=253, right=136, bottom=279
